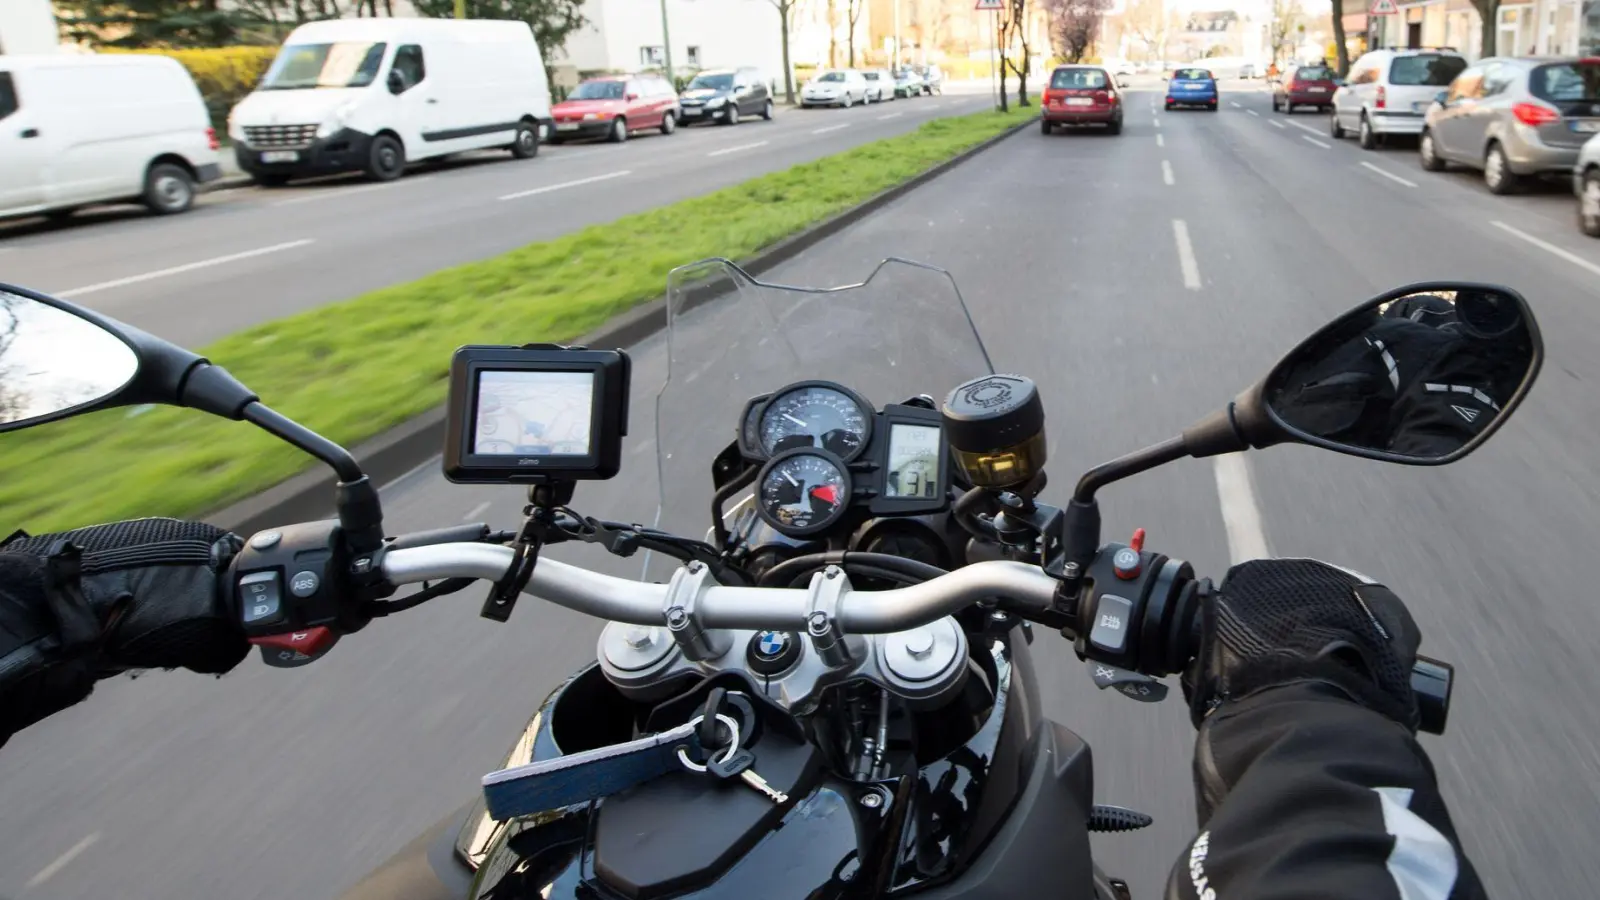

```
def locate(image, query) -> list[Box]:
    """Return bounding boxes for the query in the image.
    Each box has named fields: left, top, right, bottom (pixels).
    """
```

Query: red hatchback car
left=1041, top=65, right=1123, bottom=135
left=551, top=74, right=680, bottom=143
left=1274, top=64, right=1340, bottom=113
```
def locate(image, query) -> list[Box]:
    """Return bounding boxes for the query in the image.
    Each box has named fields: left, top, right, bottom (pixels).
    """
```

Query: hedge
left=107, top=46, right=279, bottom=133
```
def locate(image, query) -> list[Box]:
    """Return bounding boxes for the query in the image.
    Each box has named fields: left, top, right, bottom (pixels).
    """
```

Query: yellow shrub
left=105, top=46, right=278, bottom=133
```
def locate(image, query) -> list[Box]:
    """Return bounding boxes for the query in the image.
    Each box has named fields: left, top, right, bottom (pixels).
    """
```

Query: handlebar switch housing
left=230, top=520, right=369, bottom=665
left=1075, top=542, right=1194, bottom=677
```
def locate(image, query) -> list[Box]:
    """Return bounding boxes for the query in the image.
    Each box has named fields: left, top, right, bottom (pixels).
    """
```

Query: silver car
left=1420, top=57, right=1600, bottom=194
left=1577, top=131, right=1600, bottom=237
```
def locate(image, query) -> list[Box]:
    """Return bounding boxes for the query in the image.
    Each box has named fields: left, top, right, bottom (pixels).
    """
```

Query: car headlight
left=707, top=96, right=727, bottom=108
left=315, top=101, right=361, bottom=139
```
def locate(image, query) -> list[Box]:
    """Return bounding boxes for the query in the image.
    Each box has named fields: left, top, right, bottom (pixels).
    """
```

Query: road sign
left=974, top=0, right=1004, bottom=10
left=1370, top=0, right=1398, bottom=15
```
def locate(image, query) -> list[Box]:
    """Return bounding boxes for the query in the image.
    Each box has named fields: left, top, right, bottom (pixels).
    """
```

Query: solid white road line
left=877, top=112, right=903, bottom=120
left=498, top=170, right=631, bottom=201
left=1247, top=109, right=1260, bottom=117
left=709, top=140, right=771, bottom=156
left=1270, top=120, right=1286, bottom=129
left=26, top=832, right=100, bottom=889
left=1492, top=220, right=1600, bottom=279
left=1156, top=133, right=1165, bottom=147
left=1172, top=219, right=1202, bottom=290
left=1301, top=135, right=1332, bottom=149
left=1288, top=120, right=1324, bottom=137
left=463, top=501, right=492, bottom=522
left=812, top=123, right=851, bottom=135
left=1360, top=161, right=1418, bottom=188
left=1214, top=455, right=1271, bottom=564
left=58, top=240, right=314, bottom=299
left=1162, top=160, right=1175, bottom=186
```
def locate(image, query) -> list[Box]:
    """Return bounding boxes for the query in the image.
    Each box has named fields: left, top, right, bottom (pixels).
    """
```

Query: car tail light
left=1093, top=90, right=1109, bottom=105
left=1512, top=102, right=1559, bottom=126
left=206, top=127, right=219, bottom=150
left=1376, top=85, right=1386, bottom=109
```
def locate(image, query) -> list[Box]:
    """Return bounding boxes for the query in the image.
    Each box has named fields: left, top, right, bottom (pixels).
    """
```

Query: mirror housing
left=1435, top=89, right=1449, bottom=105
left=625, top=91, right=639, bottom=101
left=1185, top=282, right=1541, bottom=465
left=388, top=69, right=408, bottom=94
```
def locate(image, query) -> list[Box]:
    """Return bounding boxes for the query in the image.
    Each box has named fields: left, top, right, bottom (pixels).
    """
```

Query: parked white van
left=229, top=18, right=552, bottom=185
left=0, top=54, right=222, bottom=221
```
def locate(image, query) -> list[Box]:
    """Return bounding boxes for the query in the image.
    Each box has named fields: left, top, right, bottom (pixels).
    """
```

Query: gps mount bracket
left=481, top=479, right=577, bottom=622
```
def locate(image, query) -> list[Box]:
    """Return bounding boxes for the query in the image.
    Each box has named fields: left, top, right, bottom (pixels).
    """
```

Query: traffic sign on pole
left=1369, top=0, right=1398, bottom=16
left=974, top=0, right=1003, bottom=10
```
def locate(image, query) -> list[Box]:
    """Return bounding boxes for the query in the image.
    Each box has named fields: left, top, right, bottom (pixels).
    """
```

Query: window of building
left=640, top=45, right=664, bottom=66
left=686, top=46, right=701, bottom=66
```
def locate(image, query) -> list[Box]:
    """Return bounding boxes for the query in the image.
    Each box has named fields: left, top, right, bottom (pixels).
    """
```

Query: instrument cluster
left=736, top=381, right=950, bottom=539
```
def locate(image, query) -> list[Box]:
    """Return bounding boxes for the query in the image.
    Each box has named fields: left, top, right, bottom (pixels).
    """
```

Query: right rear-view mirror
left=388, top=69, right=407, bottom=94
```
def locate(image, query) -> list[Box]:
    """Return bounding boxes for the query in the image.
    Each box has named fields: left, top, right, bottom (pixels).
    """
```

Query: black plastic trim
left=423, top=121, right=518, bottom=142
left=336, top=802, right=478, bottom=900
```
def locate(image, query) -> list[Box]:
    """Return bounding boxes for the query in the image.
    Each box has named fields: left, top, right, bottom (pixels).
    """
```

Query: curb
left=212, top=113, right=1038, bottom=536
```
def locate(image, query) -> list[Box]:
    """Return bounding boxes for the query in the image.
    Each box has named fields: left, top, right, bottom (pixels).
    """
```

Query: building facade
left=560, top=0, right=785, bottom=79
left=1369, top=0, right=1599, bottom=58
left=0, top=0, right=59, bottom=55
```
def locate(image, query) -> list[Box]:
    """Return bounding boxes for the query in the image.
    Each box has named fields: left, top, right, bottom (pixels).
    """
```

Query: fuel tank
left=457, top=630, right=1100, bottom=900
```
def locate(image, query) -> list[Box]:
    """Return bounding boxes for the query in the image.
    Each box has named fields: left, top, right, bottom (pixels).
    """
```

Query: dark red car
left=1041, top=65, right=1123, bottom=135
left=550, top=74, right=680, bottom=144
left=1274, top=64, right=1340, bottom=113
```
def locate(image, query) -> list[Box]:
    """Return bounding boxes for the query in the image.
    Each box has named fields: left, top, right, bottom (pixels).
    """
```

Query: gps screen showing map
left=473, top=370, right=596, bottom=456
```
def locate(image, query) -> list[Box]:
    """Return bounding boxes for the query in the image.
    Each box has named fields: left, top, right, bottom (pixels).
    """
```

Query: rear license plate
left=1066, top=97, right=1094, bottom=106
left=1573, top=120, right=1600, bottom=133
left=556, top=123, right=580, bottom=131
left=260, top=150, right=298, bottom=164
left=1413, top=101, right=1429, bottom=112
left=1308, top=87, right=1326, bottom=93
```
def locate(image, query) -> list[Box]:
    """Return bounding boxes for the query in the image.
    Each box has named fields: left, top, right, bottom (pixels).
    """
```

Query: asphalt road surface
left=5, top=79, right=1600, bottom=899
left=0, top=87, right=991, bottom=348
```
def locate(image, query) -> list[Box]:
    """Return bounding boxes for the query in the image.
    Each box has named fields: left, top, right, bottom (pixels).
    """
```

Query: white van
left=0, top=54, right=222, bottom=221
left=229, top=18, right=551, bottom=185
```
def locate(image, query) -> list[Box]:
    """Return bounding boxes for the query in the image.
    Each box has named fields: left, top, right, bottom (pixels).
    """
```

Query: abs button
left=747, top=630, right=802, bottom=676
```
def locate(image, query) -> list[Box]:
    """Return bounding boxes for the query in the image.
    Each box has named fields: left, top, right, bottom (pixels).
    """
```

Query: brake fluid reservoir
left=941, top=375, right=1047, bottom=489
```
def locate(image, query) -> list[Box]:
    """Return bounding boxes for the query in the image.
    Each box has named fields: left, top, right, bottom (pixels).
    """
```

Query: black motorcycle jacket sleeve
left=1167, top=680, right=1488, bottom=900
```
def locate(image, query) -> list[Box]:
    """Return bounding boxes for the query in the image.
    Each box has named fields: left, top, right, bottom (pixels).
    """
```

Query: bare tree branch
left=1044, top=0, right=1109, bottom=63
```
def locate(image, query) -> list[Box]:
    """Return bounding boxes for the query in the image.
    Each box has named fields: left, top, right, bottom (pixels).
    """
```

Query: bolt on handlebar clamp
left=805, top=566, right=860, bottom=669
left=665, top=561, right=730, bottom=662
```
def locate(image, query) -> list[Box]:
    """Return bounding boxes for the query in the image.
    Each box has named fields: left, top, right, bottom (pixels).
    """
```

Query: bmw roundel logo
left=755, top=631, right=789, bottom=659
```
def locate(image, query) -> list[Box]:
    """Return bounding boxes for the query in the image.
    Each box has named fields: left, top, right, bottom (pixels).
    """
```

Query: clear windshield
left=570, top=80, right=626, bottom=100
left=649, top=258, right=993, bottom=562
left=261, top=42, right=386, bottom=90
left=689, top=73, right=734, bottom=90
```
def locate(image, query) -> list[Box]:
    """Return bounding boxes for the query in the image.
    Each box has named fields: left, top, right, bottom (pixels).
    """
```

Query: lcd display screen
left=473, top=370, right=595, bottom=456
left=885, top=423, right=941, bottom=498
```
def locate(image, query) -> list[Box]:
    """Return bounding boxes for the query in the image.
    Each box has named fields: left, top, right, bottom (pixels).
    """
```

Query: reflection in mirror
left=1264, top=287, right=1537, bottom=461
left=0, top=291, right=140, bottom=428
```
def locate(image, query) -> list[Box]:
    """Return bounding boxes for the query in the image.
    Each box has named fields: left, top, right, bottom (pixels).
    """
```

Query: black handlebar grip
left=387, top=523, right=492, bottom=551
left=1411, top=655, right=1453, bottom=735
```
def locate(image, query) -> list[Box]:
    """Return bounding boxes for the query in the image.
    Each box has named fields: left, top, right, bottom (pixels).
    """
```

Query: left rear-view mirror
left=1258, top=285, right=1541, bottom=464
left=0, top=289, right=140, bottom=430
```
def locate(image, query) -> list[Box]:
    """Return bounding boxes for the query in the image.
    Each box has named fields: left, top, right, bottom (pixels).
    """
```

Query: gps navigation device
left=443, top=345, right=630, bottom=484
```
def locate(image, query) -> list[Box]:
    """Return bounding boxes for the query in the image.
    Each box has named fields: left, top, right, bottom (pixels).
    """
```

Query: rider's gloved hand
left=1182, top=558, right=1421, bottom=731
left=0, top=518, right=248, bottom=744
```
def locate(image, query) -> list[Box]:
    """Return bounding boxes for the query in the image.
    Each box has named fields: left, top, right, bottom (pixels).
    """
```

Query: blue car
left=1166, top=67, right=1219, bottom=110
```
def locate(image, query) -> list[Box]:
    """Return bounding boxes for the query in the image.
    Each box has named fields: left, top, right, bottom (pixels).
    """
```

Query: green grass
left=4, top=103, right=1036, bottom=532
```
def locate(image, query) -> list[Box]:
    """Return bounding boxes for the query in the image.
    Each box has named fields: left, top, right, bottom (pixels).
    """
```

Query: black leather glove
left=1182, top=558, right=1422, bottom=731
left=0, top=518, right=249, bottom=744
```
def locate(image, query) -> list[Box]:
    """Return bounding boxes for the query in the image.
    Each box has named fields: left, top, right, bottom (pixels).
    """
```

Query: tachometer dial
left=759, top=383, right=871, bottom=460
left=757, top=450, right=852, bottom=537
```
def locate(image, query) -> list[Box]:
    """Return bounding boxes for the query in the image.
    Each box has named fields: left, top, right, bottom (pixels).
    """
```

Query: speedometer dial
left=757, top=451, right=852, bottom=537
left=759, top=383, right=871, bottom=461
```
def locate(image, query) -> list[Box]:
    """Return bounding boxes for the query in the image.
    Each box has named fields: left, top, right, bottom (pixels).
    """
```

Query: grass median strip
left=4, top=103, right=1036, bottom=532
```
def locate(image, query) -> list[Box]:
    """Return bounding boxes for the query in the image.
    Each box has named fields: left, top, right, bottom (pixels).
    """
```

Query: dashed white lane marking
left=1289, top=120, right=1325, bottom=137
left=1360, top=161, right=1418, bottom=188
left=1156, top=133, right=1165, bottom=147
left=812, top=123, right=851, bottom=134
left=58, top=240, right=314, bottom=298
left=1172, top=219, right=1202, bottom=290
left=1492, top=221, right=1600, bottom=279
left=1270, top=120, right=1286, bottom=128
left=708, top=140, right=771, bottom=156
left=1214, top=455, right=1271, bottom=564
left=1301, top=135, right=1332, bottom=149
left=1162, top=160, right=1175, bottom=186
left=26, top=832, right=100, bottom=889
left=498, top=170, right=631, bottom=200
left=1247, top=109, right=1260, bottom=117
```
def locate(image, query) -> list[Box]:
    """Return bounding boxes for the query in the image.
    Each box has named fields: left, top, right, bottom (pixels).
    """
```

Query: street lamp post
left=659, top=0, right=675, bottom=85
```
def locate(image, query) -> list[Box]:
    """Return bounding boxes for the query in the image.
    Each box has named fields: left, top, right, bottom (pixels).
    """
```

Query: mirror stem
left=243, top=402, right=364, bottom=483
left=1071, top=435, right=1188, bottom=504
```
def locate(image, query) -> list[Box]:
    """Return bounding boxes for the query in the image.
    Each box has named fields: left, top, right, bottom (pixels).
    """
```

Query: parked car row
left=552, top=66, right=773, bottom=143
left=1328, top=49, right=1600, bottom=238
left=800, top=65, right=942, bottom=108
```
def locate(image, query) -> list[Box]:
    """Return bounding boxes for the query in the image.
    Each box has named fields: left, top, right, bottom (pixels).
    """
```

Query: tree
left=414, top=0, right=587, bottom=85
left=995, top=0, right=1034, bottom=110
left=1270, top=0, right=1305, bottom=65
left=55, top=0, right=245, bottom=48
left=845, top=0, right=866, bottom=67
left=1121, top=0, right=1173, bottom=62
left=768, top=0, right=801, bottom=104
left=1471, top=0, right=1501, bottom=58
left=1045, top=0, right=1107, bottom=64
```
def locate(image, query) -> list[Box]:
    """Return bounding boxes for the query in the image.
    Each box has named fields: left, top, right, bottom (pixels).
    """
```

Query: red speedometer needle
left=810, top=485, right=838, bottom=505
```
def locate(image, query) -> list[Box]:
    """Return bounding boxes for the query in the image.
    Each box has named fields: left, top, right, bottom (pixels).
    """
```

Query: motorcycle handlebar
left=378, top=541, right=1449, bottom=732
